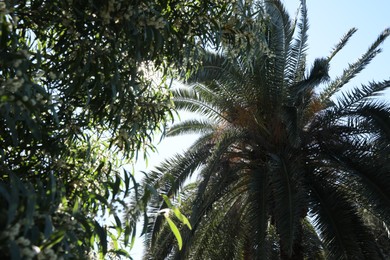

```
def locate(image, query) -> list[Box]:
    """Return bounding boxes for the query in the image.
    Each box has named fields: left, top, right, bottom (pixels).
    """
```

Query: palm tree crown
left=134, top=1, right=390, bottom=259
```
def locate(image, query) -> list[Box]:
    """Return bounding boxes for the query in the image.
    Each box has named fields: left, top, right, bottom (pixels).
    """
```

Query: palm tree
left=134, top=0, right=390, bottom=259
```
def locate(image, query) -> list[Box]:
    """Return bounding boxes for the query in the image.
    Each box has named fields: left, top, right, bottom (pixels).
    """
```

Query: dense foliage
left=0, top=0, right=235, bottom=258
left=135, top=0, right=390, bottom=259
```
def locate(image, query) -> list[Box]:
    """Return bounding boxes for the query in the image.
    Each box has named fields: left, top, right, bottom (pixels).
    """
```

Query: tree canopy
left=134, top=1, right=390, bottom=259
left=0, top=0, right=236, bottom=258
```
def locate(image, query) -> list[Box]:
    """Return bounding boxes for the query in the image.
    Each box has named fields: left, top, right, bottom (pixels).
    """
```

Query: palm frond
left=270, top=153, right=307, bottom=257
left=189, top=128, right=248, bottom=225
left=142, top=139, right=213, bottom=248
left=334, top=80, right=390, bottom=111
left=309, top=177, right=382, bottom=259
left=189, top=194, right=247, bottom=260
left=356, top=101, right=390, bottom=140
left=166, top=119, right=215, bottom=137
left=246, top=165, right=271, bottom=258
left=285, top=0, right=309, bottom=86
left=143, top=183, right=200, bottom=260
left=320, top=28, right=390, bottom=103
left=262, top=0, right=296, bottom=109
left=327, top=28, right=358, bottom=62
left=172, top=87, right=227, bottom=121
left=323, top=137, right=390, bottom=227
left=171, top=129, right=248, bottom=258
left=186, top=52, right=227, bottom=84
left=290, top=58, right=330, bottom=107
left=302, top=218, right=326, bottom=259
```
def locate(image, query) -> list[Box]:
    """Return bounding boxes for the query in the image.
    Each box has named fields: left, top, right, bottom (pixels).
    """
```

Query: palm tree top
left=133, top=1, right=390, bottom=259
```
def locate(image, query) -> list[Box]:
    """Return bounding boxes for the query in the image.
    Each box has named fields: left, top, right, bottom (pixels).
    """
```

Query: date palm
left=136, top=0, right=390, bottom=259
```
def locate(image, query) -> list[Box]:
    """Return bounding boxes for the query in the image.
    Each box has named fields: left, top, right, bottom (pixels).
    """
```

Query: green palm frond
left=327, top=28, right=358, bottom=62
left=290, top=58, right=330, bottom=107
left=172, top=87, right=227, bottom=121
left=356, top=102, right=390, bottom=140
left=335, top=80, right=390, bottom=111
left=320, top=28, right=390, bottom=103
left=309, top=178, right=382, bottom=259
left=262, top=0, right=294, bottom=109
left=270, top=153, right=307, bottom=257
left=285, top=0, right=308, bottom=86
left=166, top=119, right=215, bottom=137
left=302, top=218, right=326, bottom=259
left=140, top=138, right=213, bottom=248
left=189, top=128, right=248, bottom=223
left=324, top=140, right=390, bottom=225
left=189, top=193, right=247, bottom=260
left=177, top=171, right=243, bottom=259
left=143, top=183, right=199, bottom=260
left=246, top=165, right=271, bottom=259
left=189, top=52, right=262, bottom=110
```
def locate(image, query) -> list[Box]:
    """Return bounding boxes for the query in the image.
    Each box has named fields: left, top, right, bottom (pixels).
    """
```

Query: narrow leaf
left=165, top=216, right=183, bottom=250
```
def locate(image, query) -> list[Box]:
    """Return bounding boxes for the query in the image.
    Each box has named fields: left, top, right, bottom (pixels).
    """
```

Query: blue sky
left=130, top=1, right=390, bottom=258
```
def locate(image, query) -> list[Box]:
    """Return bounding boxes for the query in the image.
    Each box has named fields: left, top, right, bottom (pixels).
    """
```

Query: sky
left=129, top=1, right=390, bottom=258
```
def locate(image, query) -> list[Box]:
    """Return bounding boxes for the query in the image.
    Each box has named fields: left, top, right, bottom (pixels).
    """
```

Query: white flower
left=32, top=245, right=41, bottom=254
left=158, top=208, right=171, bottom=218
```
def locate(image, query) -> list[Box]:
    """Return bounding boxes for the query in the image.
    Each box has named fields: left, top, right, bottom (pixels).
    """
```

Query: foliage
left=133, top=0, right=390, bottom=259
left=0, top=0, right=235, bottom=258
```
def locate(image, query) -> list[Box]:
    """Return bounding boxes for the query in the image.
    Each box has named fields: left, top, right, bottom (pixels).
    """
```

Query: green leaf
left=112, top=174, right=121, bottom=198
left=162, top=194, right=192, bottom=229
left=72, top=197, right=80, bottom=214
left=94, top=221, right=108, bottom=255
left=108, top=232, right=118, bottom=250
left=165, top=216, right=183, bottom=250
left=162, top=194, right=173, bottom=208
left=110, top=249, right=131, bottom=258
left=130, top=225, right=136, bottom=249
left=41, top=230, right=65, bottom=249
left=173, top=208, right=192, bottom=230
left=114, top=215, right=122, bottom=230
left=123, top=220, right=132, bottom=247
left=124, top=170, right=131, bottom=198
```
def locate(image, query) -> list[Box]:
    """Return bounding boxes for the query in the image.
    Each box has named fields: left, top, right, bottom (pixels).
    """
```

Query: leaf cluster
left=0, top=0, right=235, bottom=258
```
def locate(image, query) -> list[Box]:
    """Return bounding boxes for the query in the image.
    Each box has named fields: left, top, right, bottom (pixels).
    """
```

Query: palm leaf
left=285, top=0, right=309, bottom=86
left=320, top=28, right=390, bottom=103
left=308, top=175, right=382, bottom=259
left=270, top=153, right=306, bottom=257
left=166, top=119, right=215, bottom=137
left=327, top=28, right=358, bottom=62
